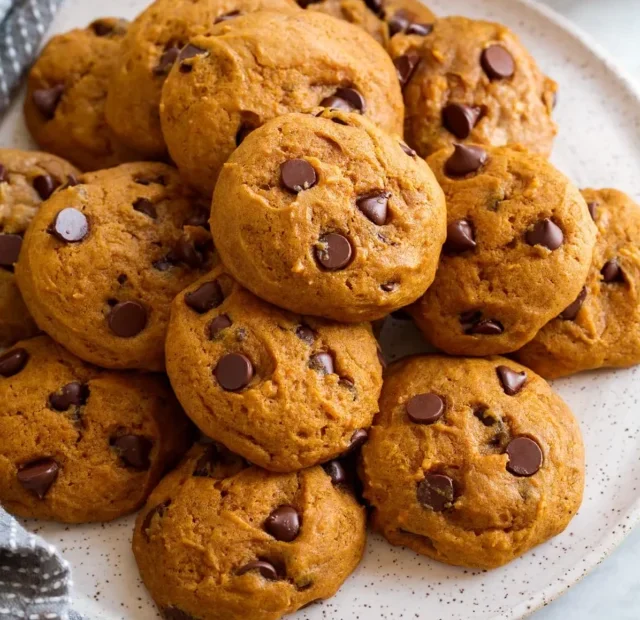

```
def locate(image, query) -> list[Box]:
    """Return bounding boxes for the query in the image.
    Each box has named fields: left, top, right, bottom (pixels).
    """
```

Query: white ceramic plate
left=2, top=0, right=640, bottom=618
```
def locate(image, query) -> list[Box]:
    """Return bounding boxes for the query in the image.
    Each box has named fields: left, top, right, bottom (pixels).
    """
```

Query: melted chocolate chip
left=0, top=348, right=29, bottom=377
left=309, top=352, right=334, bottom=375
left=320, top=87, right=365, bottom=113
left=280, top=159, right=317, bottom=193
left=496, top=365, right=527, bottom=396
left=417, top=474, right=454, bottom=511
left=559, top=287, right=587, bottom=320
left=185, top=281, right=223, bottom=313
left=33, top=174, right=59, bottom=200
left=444, top=219, right=476, bottom=253
left=17, top=458, right=59, bottom=498
left=394, top=52, right=420, bottom=87
left=111, top=435, right=152, bottom=469
left=48, top=382, right=88, bottom=411
left=601, top=258, right=624, bottom=283
left=315, top=233, right=353, bottom=270
left=32, top=85, right=64, bottom=119
left=322, top=460, right=347, bottom=485
left=209, top=314, right=232, bottom=339
left=133, top=198, right=157, bottom=219
left=237, top=560, right=279, bottom=580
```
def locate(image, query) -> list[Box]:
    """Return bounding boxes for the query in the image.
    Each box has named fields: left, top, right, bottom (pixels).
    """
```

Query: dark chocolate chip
left=47, top=208, right=89, bottom=243
left=33, top=174, right=59, bottom=200
left=17, top=458, right=59, bottom=499
left=381, top=282, right=397, bottom=292
left=496, top=365, right=527, bottom=396
left=49, top=382, right=88, bottom=411
left=445, top=144, right=488, bottom=177
left=142, top=499, right=171, bottom=539
left=406, top=393, right=445, bottom=424
left=193, top=444, right=219, bottom=477
left=559, top=287, right=587, bottom=320
left=417, top=474, right=454, bottom=511
left=185, top=281, right=223, bottom=313
left=154, top=47, right=180, bottom=75
left=393, top=52, right=420, bottom=87
left=132, top=198, right=157, bottom=219
left=153, top=257, right=173, bottom=272
left=112, top=435, right=152, bottom=469
left=237, top=560, right=279, bottom=580
left=295, top=325, right=315, bottom=344
left=442, top=103, right=482, bottom=139
left=264, top=506, right=301, bottom=542
left=315, top=233, right=353, bottom=270
left=32, top=85, right=64, bottom=120
left=364, top=0, right=384, bottom=17
left=117, top=273, right=127, bottom=285
left=322, top=460, right=347, bottom=485
left=280, top=159, right=317, bottom=193
left=444, top=219, right=476, bottom=253
left=506, top=437, right=543, bottom=476
left=183, top=209, right=210, bottom=229
left=209, top=314, right=232, bottom=338
left=215, top=9, right=241, bottom=23
left=161, top=608, right=197, bottom=620
left=406, top=22, right=433, bottom=36
left=320, top=87, right=365, bottom=113
left=387, top=10, right=411, bottom=36
left=0, top=234, right=22, bottom=267
left=587, top=201, right=597, bottom=221
left=356, top=192, right=389, bottom=225
left=525, top=218, right=563, bottom=250
left=459, top=309, right=482, bottom=330
left=465, top=318, right=503, bottom=335
left=90, top=18, right=126, bottom=37
left=601, top=258, right=624, bottom=283
left=179, top=44, right=206, bottom=62
left=215, top=353, right=253, bottom=391
left=399, top=141, right=416, bottom=157
left=235, top=124, right=254, bottom=146
left=169, top=236, right=204, bottom=268
left=309, top=352, right=334, bottom=375
left=481, top=45, right=515, bottom=80
left=108, top=301, right=147, bottom=338
left=0, top=348, right=29, bottom=377
left=345, top=429, right=368, bottom=454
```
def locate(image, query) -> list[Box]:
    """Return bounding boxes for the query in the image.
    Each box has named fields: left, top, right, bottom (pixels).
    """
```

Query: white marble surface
left=532, top=5, right=640, bottom=620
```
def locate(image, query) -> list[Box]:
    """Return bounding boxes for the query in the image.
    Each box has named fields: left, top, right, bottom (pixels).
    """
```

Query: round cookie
left=302, top=0, right=435, bottom=48
left=0, top=148, right=79, bottom=347
left=160, top=10, right=405, bottom=195
left=0, top=336, right=192, bottom=523
left=105, top=0, right=299, bottom=159
left=515, top=188, right=640, bottom=378
left=388, top=16, right=557, bottom=158
left=410, top=144, right=597, bottom=356
left=24, top=18, right=141, bottom=172
left=211, top=109, right=446, bottom=322
left=133, top=442, right=366, bottom=620
left=166, top=266, right=384, bottom=472
left=16, top=162, right=215, bottom=372
left=360, top=355, right=584, bottom=569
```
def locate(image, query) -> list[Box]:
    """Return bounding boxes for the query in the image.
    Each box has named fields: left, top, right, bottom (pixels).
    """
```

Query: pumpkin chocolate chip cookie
left=105, top=0, right=298, bottom=160
left=211, top=109, right=445, bottom=322
left=389, top=16, right=558, bottom=158
left=133, top=443, right=366, bottom=620
left=166, top=266, right=384, bottom=472
left=160, top=10, right=405, bottom=194
left=360, top=355, right=584, bottom=569
left=0, top=335, right=191, bottom=523
left=410, top=144, right=597, bottom=356
left=515, top=188, right=640, bottom=378
left=0, top=148, right=79, bottom=347
left=24, top=18, right=140, bottom=172
left=16, top=162, right=216, bottom=371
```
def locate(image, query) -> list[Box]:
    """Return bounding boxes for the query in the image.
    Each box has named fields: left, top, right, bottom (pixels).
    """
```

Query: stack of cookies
left=1, top=0, right=638, bottom=619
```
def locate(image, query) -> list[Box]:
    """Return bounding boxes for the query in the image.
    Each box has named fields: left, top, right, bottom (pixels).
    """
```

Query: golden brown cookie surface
left=166, top=267, right=383, bottom=472
left=515, top=189, right=640, bottom=378
left=133, top=443, right=366, bottom=620
left=411, top=144, right=597, bottom=356
left=0, top=336, right=191, bottom=523
left=389, top=16, right=557, bottom=158
left=360, top=355, right=584, bottom=569
left=160, top=11, right=405, bottom=195
left=211, top=110, right=445, bottom=322
left=16, top=162, right=215, bottom=371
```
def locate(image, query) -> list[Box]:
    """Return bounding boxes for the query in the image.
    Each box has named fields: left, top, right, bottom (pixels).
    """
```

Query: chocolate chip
left=399, top=141, right=416, bottom=157
left=153, top=257, right=173, bottom=272
left=215, top=9, right=241, bottom=23
left=296, top=325, right=315, bottom=344
left=459, top=309, right=482, bottom=329
left=108, top=301, right=147, bottom=337
left=506, top=437, right=543, bottom=476
left=48, top=208, right=89, bottom=243
left=601, top=258, right=624, bottom=283
left=442, top=103, right=482, bottom=139
left=215, top=353, right=253, bottom=391
left=184, top=210, right=209, bottom=229
left=32, top=85, right=64, bottom=119
left=185, top=281, right=223, bottom=313
left=320, top=87, right=365, bottom=113
left=0, top=164, right=7, bottom=183
left=136, top=175, right=166, bottom=186
left=48, top=382, right=88, bottom=411
left=417, top=474, right=454, bottom=511
left=117, top=273, right=127, bottom=285
left=0, top=348, right=29, bottom=377
left=465, top=318, right=503, bottom=335
left=445, top=144, right=488, bottom=177
left=264, top=506, right=301, bottom=542
left=364, top=0, right=384, bottom=17
left=280, top=159, right=317, bottom=193
left=481, top=45, right=515, bottom=80
left=345, top=429, right=368, bottom=454
left=0, top=234, right=22, bottom=267
left=133, top=198, right=157, bottom=219
left=309, top=352, right=334, bottom=375
left=356, top=192, right=389, bottom=225
left=90, top=18, right=126, bottom=36
left=587, top=201, right=597, bottom=221
left=525, top=218, right=563, bottom=250
left=62, top=174, right=79, bottom=188
left=111, top=435, right=152, bottom=469
left=322, top=460, right=347, bottom=485
left=17, top=458, right=59, bottom=499
left=394, top=52, right=420, bottom=87
left=179, top=44, right=206, bottom=62
left=209, top=314, right=232, bottom=338
left=387, top=10, right=411, bottom=36
left=142, top=499, right=171, bottom=539
left=406, top=393, right=445, bottom=424
left=406, top=22, right=433, bottom=36
left=162, top=608, right=197, bottom=620
left=193, top=444, right=219, bottom=477
left=235, top=124, right=254, bottom=146
left=315, top=233, right=352, bottom=270
left=381, top=282, right=397, bottom=292
left=154, top=47, right=180, bottom=75
left=496, top=365, right=527, bottom=396
left=169, top=236, right=204, bottom=268
left=444, top=219, right=476, bottom=253
left=559, top=287, right=587, bottom=320
left=237, top=560, right=279, bottom=580
left=33, top=174, right=59, bottom=200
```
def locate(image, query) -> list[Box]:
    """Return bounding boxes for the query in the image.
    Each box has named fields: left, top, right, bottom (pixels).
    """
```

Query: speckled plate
left=2, top=0, right=640, bottom=618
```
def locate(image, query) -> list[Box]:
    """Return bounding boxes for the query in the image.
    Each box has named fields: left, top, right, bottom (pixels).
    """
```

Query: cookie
left=166, top=266, right=383, bottom=472
left=24, top=18, right=140, bottom=172
left=389, top=16, right=557, bottom=158
left=160, top=10, right=405, bottom=195
left=515, top=188, right=640, bottom=378
left=211, top=109, right=446, bottom=322
left=133, top=442, right=366, bottom=620
left=302, top=0, right=435, bottom=48
left=360, top=355, right=584, bottom=569
left=105, top=0, right=298, bottom=159
left=0, top=148, right=79, bottom=347
left=0, top=336, right=192, bottom=523
left=16, top=162, right=215, bottom=372
left=410, top=144, right=597, bottom=356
